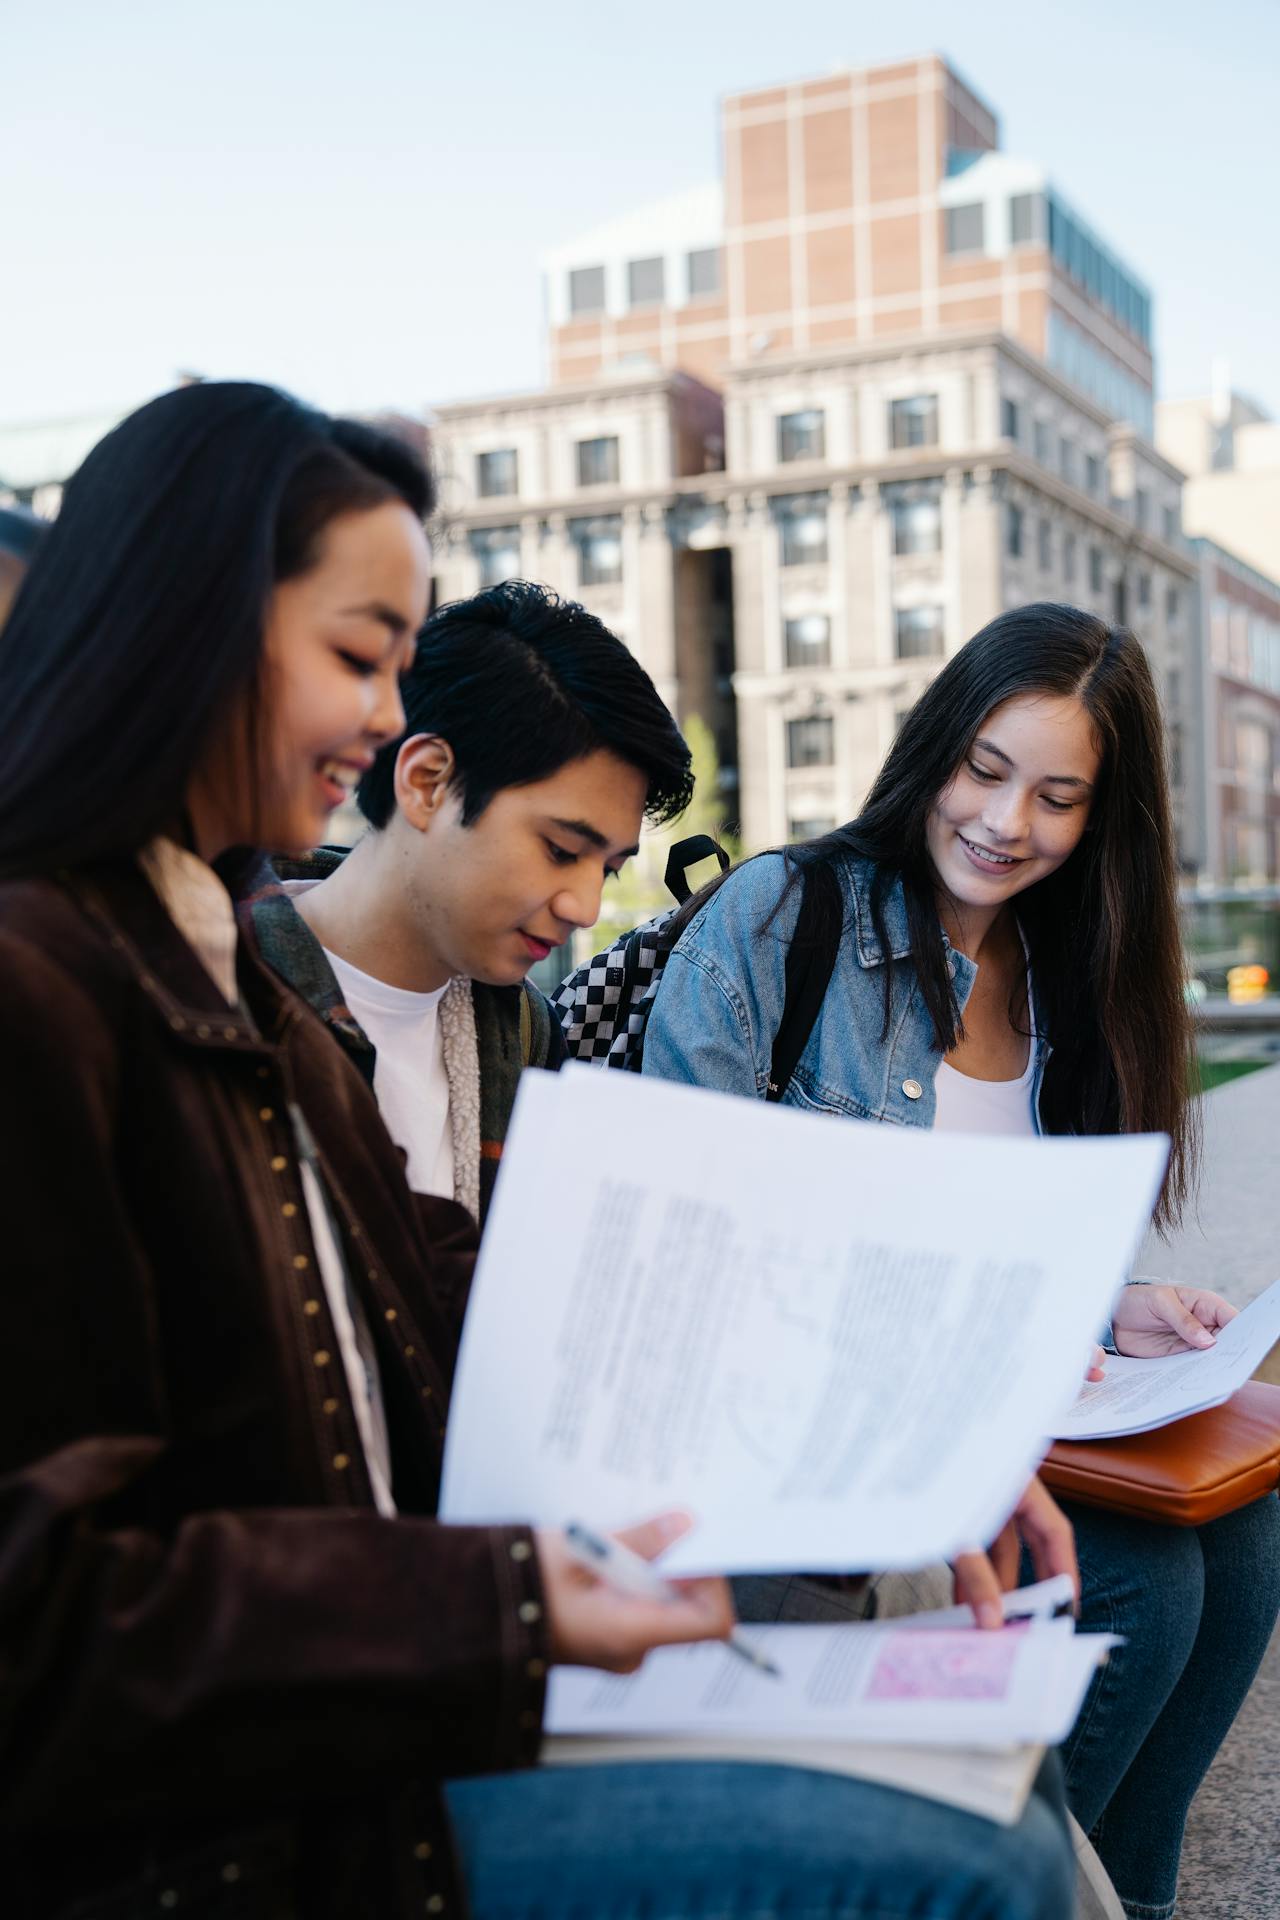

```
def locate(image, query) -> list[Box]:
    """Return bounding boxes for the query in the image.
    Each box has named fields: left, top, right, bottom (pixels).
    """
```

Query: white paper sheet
left=442, top=1067, right=1168, bottom=1573
left=1054, top=1276, right=1280, bottom=1439
left=544, top=1614, right=1114, bottom=1749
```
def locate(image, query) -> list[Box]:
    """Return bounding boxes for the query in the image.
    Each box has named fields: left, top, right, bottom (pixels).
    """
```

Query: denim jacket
left=643, top=851, right=1051, bottom=1133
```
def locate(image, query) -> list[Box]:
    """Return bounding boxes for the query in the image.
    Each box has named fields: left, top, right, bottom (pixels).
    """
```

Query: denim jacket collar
left=846, top=859, right=918, bottom=969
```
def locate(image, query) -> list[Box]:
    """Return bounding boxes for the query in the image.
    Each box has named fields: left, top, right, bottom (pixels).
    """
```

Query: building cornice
left=430, top=368, right=719, bottom=422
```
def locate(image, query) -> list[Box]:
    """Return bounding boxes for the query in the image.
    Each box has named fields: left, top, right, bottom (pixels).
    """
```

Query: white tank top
left=932, top=977, right=1037, bottom=1138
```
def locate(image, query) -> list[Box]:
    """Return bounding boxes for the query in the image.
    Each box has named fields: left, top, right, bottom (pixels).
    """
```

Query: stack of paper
left=545, top=1582, right=1117, bottom=1826
left=1055, top=1278, right=1280, bottom=1439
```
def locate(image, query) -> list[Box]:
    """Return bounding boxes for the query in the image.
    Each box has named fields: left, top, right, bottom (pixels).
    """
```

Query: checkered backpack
left=550, top=837, right=841, bottom=1099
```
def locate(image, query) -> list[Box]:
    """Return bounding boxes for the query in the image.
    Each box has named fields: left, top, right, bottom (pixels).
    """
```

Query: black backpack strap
left=664, top=834, right=731, bottom=904
left=767, top=863, right=842, bottom=1102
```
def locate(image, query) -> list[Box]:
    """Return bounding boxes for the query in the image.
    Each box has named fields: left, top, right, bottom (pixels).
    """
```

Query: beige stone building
left=1157, top=376, right=1280, bottom=583
left=433, top=52, right=1203, bottom=870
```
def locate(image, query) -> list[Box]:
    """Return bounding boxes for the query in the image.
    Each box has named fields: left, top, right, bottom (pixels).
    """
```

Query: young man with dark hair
left=244, top=578, right=692, bottom=1224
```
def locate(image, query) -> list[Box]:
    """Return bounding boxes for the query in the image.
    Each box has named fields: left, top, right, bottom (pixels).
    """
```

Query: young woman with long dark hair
left=643, top=603, right=1280, bottom=1920
left=0, top=386, right=1076, bottom=1920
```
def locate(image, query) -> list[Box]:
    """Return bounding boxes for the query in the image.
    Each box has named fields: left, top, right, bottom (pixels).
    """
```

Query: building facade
left=425, top=53, right=1207, bottom=867
left=430, top=331, right=1196, bottom=858
left=1157, top=376, right=1280, bottom=584
left=1192, top=539, right=1280, bottom=886
left=545, top=56, right=1154, bottom=435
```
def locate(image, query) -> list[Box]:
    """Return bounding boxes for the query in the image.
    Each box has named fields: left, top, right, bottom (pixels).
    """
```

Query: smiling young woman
left=642, top=602, right=1280, bottom=1918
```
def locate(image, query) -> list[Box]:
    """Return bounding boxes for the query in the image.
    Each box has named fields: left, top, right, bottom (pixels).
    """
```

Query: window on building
left=1006, top=503, right=1024, bottom=560
left=1163, top=503, right=1178, bottom=543
left=571, top=516, right=624, bottom=587
left=1059, top=436, right=1075, bottom=484
left=889, top=395, right=940, bottom=449
left=784, top=614, right=831, bottom=668
left=1089, top=545, right=1104, bottom=593
left=1137, top=571, right=1152, bottom=608
left=576, top=435, right=620, bottom=487
left=627, top=256, right=665, bottom=307
left=1133, top=488, right=1149, bottom=531
left=1063, top=531, right=1077, bottom=583
left=895, top=605, right=945, bottom=659
left=568, top=265, right=606, bottom=315
left=1166, top=669, right=1181, bottom=710
left=470, top=525, right=521, bottom=589
left=476, top=448, right=518, bottom=498
left=1009, top=191, right=1043, bottom=245
left=888, top=486, right=942, bottom=556
left=1038, top=517, right=1053, bottom=571
left=789, top=816, right=836, bottom=842
left=1001, top=397, right=1020, bottom=441
left=778, top=409, right=826, bottom=463
left=1113, top=577, right=1128, bottom=626
left=687, top=247, right=721, bottom=298
left=1033, top=418, right=1052, bottom=464
left=1166, top=585, right=1180, bottom=622
left=944, top=203, right=985, bottom=253
left=777, top=499, right=829, bottom=567
left=1085, top=453, right=1102, bottom=496
left=786, top=714, right=835, bottom=769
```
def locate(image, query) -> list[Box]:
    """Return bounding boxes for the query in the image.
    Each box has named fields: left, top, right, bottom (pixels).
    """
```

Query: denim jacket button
left=902, top=1078, right=923, bottom=1100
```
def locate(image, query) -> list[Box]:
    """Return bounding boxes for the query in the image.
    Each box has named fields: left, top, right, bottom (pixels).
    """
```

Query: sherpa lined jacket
left=239, top=847, right=565, bottom=1227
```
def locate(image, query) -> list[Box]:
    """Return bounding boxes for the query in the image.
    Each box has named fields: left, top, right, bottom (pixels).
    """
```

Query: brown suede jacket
left=0, top=858, right=548, bottom=1918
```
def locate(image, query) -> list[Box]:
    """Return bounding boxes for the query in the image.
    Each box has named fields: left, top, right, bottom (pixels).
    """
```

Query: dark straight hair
left=780, top=603, right=1196, bottom=1228
left=355, top=579, right=693, bottom=829
left=0, top=381, right=434, bottom=877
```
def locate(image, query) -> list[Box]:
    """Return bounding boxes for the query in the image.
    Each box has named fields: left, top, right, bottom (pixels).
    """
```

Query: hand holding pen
left=532, top=1511, right=752, bottom=1678
left=563, top=1519, right=780, bottom=1679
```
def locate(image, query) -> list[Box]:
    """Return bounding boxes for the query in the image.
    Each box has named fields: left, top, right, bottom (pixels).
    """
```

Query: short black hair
left=356, top=580, right=693, bottom=829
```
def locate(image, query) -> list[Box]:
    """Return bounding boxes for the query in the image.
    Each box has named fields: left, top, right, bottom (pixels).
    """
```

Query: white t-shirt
left=932, top=975, right=1038, bottom=1138
left=323, top=948, right=456, bottom=1202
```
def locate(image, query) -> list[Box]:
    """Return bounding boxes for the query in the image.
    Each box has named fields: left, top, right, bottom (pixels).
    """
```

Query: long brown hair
left=786, top=603, right=1198, bottom=1230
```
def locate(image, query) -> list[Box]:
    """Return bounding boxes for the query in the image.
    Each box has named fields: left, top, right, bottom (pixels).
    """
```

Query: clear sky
left=4, top=0, right=1276, bottom=427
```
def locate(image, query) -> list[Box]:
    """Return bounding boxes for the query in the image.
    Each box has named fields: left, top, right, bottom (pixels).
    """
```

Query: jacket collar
left=843, top=857, right=916, bottom=968
left=236, top=846, right=375, bottom=1073
left=67, top=856, right=286, bottom=1053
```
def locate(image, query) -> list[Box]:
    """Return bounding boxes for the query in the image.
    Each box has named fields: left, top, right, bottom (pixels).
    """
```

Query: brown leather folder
left=1042, top=1380, right=1280, bottom=1526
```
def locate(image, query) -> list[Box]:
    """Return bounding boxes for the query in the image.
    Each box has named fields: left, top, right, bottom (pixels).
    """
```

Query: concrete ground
left=1133, top=1062, right=1280, bottom=1916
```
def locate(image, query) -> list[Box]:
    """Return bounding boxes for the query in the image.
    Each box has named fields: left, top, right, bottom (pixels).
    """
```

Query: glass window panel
left=568, top=265, right=606, bottom=315
left=895, top=606, right=944, bottom=659
left=627, top=256, right=665, bottom=307
left=889, top=395, right=940, bottom=449
left=1006, top=503, right=1024, bottom=559
left=777, top=409, right=826, bottom=463
left=470, top=526, right=521, bottom=589
left=576, top=436, right=620, bottom=487
left=889, top=492, right=942, bottom=556
left=476, top=448, right=518, bottom=498
left=1009, top=192, right=1041, bottom=245
left=571, top=515, right=624, bottom=587
left=784, top=614, right=831, bottom=667
left=944, top=203, right=985, bottom=253
left=777, top=499, right=829, bottom=567
left=687, top=248, right=721, bottom=298
left=786, top=715, right=834, bottom=768
left=1001, top=397, right=1020, bottom=441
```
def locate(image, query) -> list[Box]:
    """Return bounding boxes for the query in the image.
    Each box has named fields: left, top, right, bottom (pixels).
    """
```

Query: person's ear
left=395, top=735, right=456, bottom=833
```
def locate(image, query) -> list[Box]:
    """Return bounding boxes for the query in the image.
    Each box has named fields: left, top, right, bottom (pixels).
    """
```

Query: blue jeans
left=445, top=1754, right=1074, bottom=1920
left=1028, top=1492, right=1280, bottom=1920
